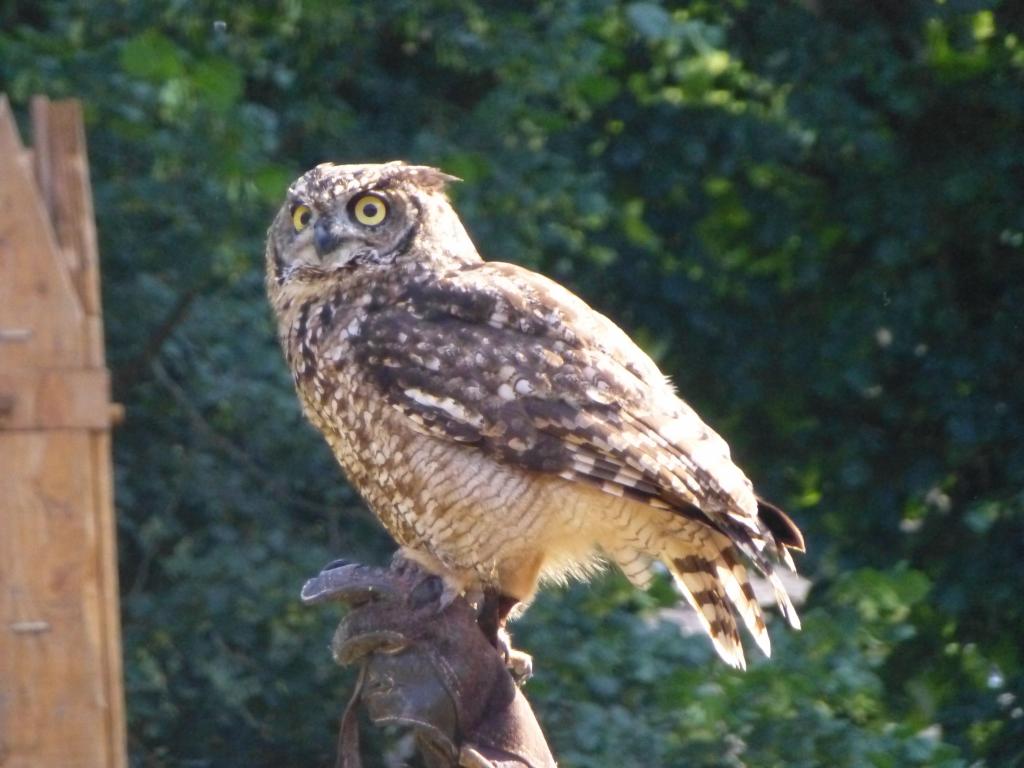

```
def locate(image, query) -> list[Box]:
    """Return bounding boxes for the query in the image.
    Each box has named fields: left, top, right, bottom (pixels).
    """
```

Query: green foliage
left=519, top=567, right=965, bottom=768
left=2, top=1, right=1022, bottom=765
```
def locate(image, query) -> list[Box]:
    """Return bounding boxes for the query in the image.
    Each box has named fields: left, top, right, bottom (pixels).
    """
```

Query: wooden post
left=0, top=95, right=126, bottom=768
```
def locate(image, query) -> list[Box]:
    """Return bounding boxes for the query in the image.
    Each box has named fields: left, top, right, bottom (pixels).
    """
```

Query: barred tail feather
left=710, top=534, right=772, bottom=657
left=666, top=553, right=746, bottom=669
left=769, top=570, right=802, bottom=630
left=659, top=524, right=799, bottom=668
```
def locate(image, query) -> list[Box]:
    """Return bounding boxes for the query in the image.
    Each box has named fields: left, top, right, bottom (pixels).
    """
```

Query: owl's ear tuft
left=402, top=165, right=461, bottom=191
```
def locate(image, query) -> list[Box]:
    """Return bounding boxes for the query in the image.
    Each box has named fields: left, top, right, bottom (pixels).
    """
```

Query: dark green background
left=3, top=1, right=1022, bottom=765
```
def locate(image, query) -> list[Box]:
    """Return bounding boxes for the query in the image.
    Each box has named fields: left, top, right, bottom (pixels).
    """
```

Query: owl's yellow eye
left=292, top=204, right=313, bottom=232
left=352, top=194, right=388, bottom=226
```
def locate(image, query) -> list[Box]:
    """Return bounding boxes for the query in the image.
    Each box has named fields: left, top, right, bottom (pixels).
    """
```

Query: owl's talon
left=438, top=578, right=464, bottom=612
left=496, top=627, right=533, bottom=684
left=507, top=650, right=533, bottom=684
left=464, top=585, right=485, bottom=613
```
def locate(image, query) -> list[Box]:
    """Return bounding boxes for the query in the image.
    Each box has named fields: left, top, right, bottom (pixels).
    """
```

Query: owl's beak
left=313, top=215, right=349, bottom=258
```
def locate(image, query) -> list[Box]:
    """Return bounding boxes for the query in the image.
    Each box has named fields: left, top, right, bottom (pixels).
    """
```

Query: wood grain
left=0, top=94, right=126, bottom=768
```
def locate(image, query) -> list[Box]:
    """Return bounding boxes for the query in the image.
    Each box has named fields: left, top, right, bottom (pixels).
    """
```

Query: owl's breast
left=282, top=298, right=419, bottom=543
left=310, top=383, right=441, bottom=549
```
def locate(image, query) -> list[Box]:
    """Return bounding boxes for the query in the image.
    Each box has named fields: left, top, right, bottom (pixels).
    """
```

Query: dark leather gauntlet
left=301, top=560, right=556, bottom=768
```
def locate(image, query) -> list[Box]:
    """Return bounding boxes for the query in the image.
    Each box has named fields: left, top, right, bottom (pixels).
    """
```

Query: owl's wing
left=355, top=261, right=802, bottom=574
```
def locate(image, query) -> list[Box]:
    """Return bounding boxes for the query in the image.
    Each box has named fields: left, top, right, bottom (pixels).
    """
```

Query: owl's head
left=265, top=161, right=478, bottom=302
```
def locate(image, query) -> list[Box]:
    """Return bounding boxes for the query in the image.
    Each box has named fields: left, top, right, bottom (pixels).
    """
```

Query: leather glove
left=301, top=559, right=556, bottom=768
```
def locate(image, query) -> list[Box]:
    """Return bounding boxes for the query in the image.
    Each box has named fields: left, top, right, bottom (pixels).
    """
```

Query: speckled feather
left=265, top=161, right=804, bottom=668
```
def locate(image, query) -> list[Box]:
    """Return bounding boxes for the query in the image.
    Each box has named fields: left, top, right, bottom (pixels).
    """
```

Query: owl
left=265, top=161, right=804, bottom=669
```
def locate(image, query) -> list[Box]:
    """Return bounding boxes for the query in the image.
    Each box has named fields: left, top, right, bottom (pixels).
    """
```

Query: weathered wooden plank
left=0, top=96, right=86, bottom=370
left=31, top=97, right=106, bottom=368
left=0, top=368, right=112, bottom=430
left=90, top=428, right=127, bottom=768
left=0, top=432, right=118, bottom=768
left=29, top=96, right=74, bottom=274
left=0, top=94, right=125, bottom=768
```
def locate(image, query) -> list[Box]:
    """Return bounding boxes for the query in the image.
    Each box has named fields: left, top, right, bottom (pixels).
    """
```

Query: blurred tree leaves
left=2, top=0, right=1023, bottom=765
left=120, top=31, right=186, bottom=82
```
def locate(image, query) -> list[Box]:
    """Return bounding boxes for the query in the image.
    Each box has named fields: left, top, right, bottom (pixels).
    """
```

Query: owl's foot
left=390, top=551, right=532, bottom=681
left=496, top=627, right=533, bottom=684
left=390, top=548, right=423, bottom=579
left=479, top=590, right=532, bottom=684
left=391, top=548, right=478, bottom=613
left=438, top=577, right=484, bottom=614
